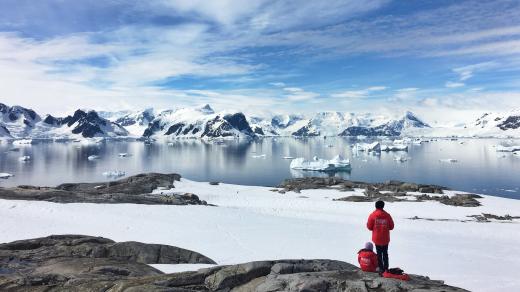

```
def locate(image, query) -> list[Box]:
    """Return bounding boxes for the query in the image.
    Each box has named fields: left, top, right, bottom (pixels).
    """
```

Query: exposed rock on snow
left=41, top=109, right=129, bottom=138
left=279, top=177, right=446, bottom=194
left=0, top=234, right=216, bottom=291
left=0, top=173, right=207, bottom=205
left=339, top=111, right=430, bottom=137
left=0, top=236, right=465, bottom=291
left=290, top=155, right=351, bottom=171
left=143, top=105, right=256, bottom=139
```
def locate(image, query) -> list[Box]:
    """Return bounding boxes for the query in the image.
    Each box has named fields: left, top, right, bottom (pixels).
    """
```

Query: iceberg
left=283, top=156, right=294, bottom=159
left=496, top=145, right=520, bottom=152
left=353, top=142, right=381, bottom=152
left=439, top=158, right=458, bottom=163
left=102, top=170, right=126, bottom=178
left=118, top=153, right=129, bottom=157
left=252, top=154, right=266, bottom=158
left=412, top=138, right=423, bottom=144
left=394, top=155, right=408, bottom=162
left=381, top=145, right=408, bottom=151
left=0, top=173, right=14, bottom=179
left=87, top=155, right=100, bottom=161
left=290, top=155, right=351, bottom=171
left=13, top=139, right=33, bottom=145
left=18, top=155, right=31, bottom=162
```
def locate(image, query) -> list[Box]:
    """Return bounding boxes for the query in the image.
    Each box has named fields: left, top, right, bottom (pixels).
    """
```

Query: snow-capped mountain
left=339, top=111, right=430, bottom=136
left=39, top=109, right=129, bottom=138
left=0, top=103, right=41, bottom=137
left=461, top=108, right=520, bottom=137
left=248, top=114, right=306, bottom=136
left=0, top=123, right=11, bottom=138
left=142, top=104, right=256, bottom=139
left=99, top=109, right=155, bottom=136
left=2, top=101, right=520, bottom=139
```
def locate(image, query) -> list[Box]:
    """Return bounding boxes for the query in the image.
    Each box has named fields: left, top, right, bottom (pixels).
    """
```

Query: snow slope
left=0, top=103, right=41, bottom=138
left=143, top=104, right=256, bottom=139
left=1, top=179, right=519, bottom=291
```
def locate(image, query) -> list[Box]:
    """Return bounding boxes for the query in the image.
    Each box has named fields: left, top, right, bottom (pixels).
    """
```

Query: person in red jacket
left=367, top=200, right=394, bottom=273
left=357, top=242, right=378, bottom=272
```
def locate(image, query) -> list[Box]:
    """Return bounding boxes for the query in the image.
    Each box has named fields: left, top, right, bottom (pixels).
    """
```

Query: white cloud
left=331, top=86, right=386, bottom=99
left=282, top=87, right=320, bottom=101
left=445, top=81, right=465, bottom=88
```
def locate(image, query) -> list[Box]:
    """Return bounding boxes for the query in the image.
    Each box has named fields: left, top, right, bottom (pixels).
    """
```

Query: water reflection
left=0, top=138, right=519, bottom=198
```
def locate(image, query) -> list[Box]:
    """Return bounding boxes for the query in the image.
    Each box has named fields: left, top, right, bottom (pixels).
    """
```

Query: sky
left=0, top=0, right=520, bottom=124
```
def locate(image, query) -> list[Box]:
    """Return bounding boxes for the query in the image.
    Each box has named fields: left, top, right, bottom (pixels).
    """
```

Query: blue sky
left=0, top=0, right=519, bottom=123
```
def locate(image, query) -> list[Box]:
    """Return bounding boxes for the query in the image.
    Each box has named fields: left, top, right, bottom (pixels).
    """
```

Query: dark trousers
left=375, top=245, right=389, bottom=272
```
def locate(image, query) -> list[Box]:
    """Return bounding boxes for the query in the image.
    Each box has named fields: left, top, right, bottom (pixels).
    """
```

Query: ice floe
left=12, top=139, right=33, bottom=145
left=495, top=145, right=520, bottom=152
left=353, top=142, right=380, bottom=152
left=439, top=158, right=458, bottom=163
left=290, top=155, right=351, bottom=171
left=381, top=144, right=408, bottom=151
left=87, top=155, right=100, bottom=161
left=102, top=170, right=126, bottom=178
left=18, top=156, right=31, bottom=162
left=0, top=173, right=14, bottom=179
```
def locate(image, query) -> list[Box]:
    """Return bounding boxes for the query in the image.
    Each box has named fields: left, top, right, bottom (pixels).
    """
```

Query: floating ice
left=252, top=154, right=266, bottom=158
left=13, top=139, right=32, bottom=145
left=102, top=170, right=126, bottom=178
left=381, top=144, right=408, bottom=151
left=18, top=156, right=31, bottom=162
left=394, top=156, right=409, bottom=162
left=412, top=138, right=423, bottom=145
left=290, top=155, right=351, bottom=171
left=118, top=153, right=129, bottom=157
left=353, top=142, right=381, bottom=152
left=87, top=155, right=100, bottom=161
left=282, top=156, right=294, bottom=159
left=496, top=145, right=520, bottom=152
left=439, top=158, right=458, bottom=163
left=0, top=173, right=14, bottom=179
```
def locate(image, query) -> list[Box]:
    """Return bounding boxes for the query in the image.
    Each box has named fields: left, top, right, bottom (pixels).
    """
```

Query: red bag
left=383, top=270, right=410, bottom=281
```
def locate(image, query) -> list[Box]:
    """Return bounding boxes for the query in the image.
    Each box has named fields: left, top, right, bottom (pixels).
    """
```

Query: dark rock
left=0, top=235, right=216, bottom=291
left=0, top=236, right=467, bottom=291
left=0, top=173, right=208, bottom=206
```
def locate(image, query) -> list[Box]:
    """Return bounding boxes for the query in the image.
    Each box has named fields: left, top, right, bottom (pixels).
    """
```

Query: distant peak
left=197, top=104, right=214, bottom=114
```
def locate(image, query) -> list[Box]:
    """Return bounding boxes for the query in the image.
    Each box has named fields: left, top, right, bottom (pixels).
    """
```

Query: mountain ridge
left=1, top=102, right=519, bottom=139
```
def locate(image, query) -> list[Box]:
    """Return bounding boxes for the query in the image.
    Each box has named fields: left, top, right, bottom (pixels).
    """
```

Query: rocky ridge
left=0, top=173, right=207, bottom=205
left=0, top=235, right=467, bottom=291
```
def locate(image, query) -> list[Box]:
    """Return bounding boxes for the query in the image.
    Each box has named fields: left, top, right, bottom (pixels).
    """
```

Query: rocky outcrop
left=279, top=177, right=446, bottom=194
left=0, top=235, right=216, bottom=291
left=0, top=235, right=466, bottom=291
left=0, top=173, right=208, bottom=205
left=279, top=177, right=483, bottom=207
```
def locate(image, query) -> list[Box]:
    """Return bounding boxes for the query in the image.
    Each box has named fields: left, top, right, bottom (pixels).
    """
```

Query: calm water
left=0, top=138, right=519, bottom=199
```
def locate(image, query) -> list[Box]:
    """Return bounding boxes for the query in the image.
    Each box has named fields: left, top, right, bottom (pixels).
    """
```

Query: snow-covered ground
left=1, top=179, right=519, bottom=291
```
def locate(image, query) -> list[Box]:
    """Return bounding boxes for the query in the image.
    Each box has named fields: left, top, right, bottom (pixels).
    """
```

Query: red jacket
left=357, top=249, right=378, bottom=272
left=367, top=209, right=394, bottom=246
